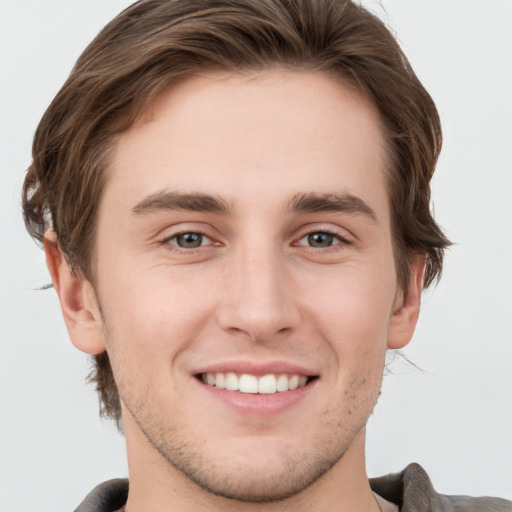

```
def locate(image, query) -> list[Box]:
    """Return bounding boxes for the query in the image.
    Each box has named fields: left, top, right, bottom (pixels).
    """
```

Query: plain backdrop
left=1, top=1, right=511, bottom=510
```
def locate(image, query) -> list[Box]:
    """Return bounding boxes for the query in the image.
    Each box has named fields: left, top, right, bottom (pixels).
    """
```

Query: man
left=21, top=0, right=511, bottom=511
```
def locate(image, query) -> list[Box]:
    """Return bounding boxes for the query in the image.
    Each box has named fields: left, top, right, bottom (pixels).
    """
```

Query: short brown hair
left=22, top=0, right=450, bottom=423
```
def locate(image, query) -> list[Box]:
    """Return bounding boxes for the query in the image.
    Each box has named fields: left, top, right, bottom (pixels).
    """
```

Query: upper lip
left=194, top=360, right=318, bottom=377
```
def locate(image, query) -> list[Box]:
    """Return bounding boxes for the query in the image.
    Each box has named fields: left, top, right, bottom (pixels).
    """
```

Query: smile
left=200, top=372, right=312, bottom=394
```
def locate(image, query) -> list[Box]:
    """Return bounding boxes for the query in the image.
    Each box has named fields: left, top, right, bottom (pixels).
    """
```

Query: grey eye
left=307, top=232, right=335, bottom=248
left=298, top=232, right=341, bottom=248
left=173, top=232, right=209, bottom=248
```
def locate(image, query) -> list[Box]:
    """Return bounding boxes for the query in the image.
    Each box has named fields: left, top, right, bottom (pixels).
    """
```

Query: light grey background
left=1, top=1, right=511, bottom=510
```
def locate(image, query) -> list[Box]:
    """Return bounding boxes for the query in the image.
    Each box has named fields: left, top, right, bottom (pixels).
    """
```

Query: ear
left=387, top=255, right=426, bottom=350
left=44, top=232, right=106, bottom=355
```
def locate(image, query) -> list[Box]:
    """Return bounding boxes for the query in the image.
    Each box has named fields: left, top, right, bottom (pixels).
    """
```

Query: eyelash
left=159, top=228, right=351, bottom=253
left=160, top=231, right=214, bottom=251
left=295, top=229, right=351, bottom=250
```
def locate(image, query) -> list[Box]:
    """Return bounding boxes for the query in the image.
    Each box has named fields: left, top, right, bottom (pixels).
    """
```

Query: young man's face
left=60, top=70, right=422, bottom=501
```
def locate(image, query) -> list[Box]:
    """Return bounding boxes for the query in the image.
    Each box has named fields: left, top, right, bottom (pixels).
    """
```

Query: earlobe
left=387, top=255, right=426, bottom=350
left=44, top=232, right=106, bottom=355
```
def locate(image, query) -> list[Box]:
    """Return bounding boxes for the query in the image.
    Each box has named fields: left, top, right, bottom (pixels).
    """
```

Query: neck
left=123, top=414, right=380, bottom=512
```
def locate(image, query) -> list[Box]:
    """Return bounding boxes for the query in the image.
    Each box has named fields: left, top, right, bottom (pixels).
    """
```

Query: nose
left=216, top=244, right=301, bottom=342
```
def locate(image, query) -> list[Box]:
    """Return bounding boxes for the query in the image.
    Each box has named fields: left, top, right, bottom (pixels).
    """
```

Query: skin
left=46, top=70, right=424, bottom=511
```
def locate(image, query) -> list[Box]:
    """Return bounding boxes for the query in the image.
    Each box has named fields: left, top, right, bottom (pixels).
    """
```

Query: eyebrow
left=132, top=191, right=232, bottom=215
left=288, top=192, right=377, bottom=221
left=132, top=190, right=377, bottom=221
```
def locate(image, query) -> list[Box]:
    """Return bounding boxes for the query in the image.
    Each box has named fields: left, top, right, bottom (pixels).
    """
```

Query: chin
left=132, top=411, right=362, bottom=504
left=159, top=446, right=345, bottom=503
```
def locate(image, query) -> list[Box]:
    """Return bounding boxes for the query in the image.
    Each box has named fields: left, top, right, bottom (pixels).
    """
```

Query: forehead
left=106, top=69, right=388, bottom=218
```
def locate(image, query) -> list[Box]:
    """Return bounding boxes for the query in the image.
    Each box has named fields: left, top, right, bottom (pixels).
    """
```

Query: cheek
left=304, top=264, right=395, bottom=345
left=95, top=265, right=219, bottom=386
left=299, top=262, right=394, bottom=394
left=100, top=258, right=215, bottom=326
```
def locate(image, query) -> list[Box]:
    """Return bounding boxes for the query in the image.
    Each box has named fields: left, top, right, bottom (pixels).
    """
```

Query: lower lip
left=197, top=378, right=317, bottom=417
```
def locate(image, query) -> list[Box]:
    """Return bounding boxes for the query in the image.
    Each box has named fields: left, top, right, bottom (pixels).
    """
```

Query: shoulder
left=74, top=478, right=129, bottom=512
left=370, top=463, right=512, bottom=512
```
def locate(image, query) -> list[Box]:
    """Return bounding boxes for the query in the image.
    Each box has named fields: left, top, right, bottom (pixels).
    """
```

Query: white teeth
left=288, top=375, right=299, bottom=390
left=239, top=374, right=259, bottom=393
left=215, top=372, right=226, bottom=389
left=276, top=374, right=289, bottom=392
left=258, top=374, right=277, bottom=394
left=225, top=372, right=238, bottom=391
left=201, top=372, right=310, bottom=394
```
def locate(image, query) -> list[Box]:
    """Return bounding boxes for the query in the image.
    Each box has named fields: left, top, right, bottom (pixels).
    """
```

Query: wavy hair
left=23, top=0, right=450, bottom=423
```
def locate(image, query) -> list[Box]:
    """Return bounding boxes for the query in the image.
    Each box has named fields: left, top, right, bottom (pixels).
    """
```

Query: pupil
left=177, top=233, right=202, bottom=248
left=308, top=232, right=333, bottom=248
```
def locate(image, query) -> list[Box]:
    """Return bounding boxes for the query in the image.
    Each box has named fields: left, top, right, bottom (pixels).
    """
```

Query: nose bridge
left=218, top=236, right=300, bottom=340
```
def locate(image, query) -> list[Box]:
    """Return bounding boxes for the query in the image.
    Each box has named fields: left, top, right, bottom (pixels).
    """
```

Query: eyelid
left=167, top=231, right=212, bottom=246
left=156, top=223, right=352, bottom=252
left=297, top=231, right=340, bottom=244
left=293, top=224, right=353, bottom=245
left=158, top=226, right=220, bottom=252
left=296, top=231, right=349, bottom=249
